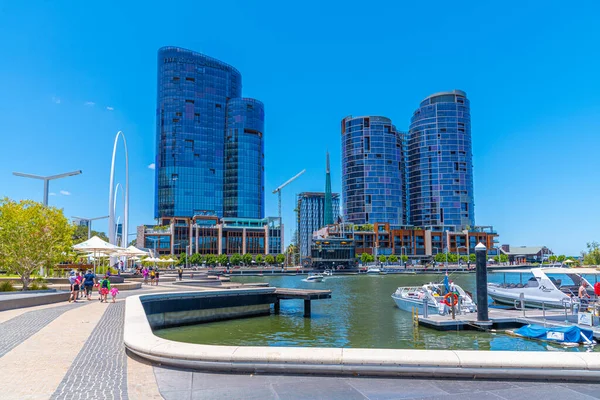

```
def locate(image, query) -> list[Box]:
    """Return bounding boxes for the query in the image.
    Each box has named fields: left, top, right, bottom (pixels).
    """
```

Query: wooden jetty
left=274, top=288, right=332, bottom=317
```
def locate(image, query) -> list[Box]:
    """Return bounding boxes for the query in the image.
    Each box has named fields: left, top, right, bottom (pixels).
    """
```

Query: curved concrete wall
left=124, top=291, right=600, bottom=381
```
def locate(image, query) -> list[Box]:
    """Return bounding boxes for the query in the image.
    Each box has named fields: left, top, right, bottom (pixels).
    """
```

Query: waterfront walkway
left=1, top=282, right=599, bottom=400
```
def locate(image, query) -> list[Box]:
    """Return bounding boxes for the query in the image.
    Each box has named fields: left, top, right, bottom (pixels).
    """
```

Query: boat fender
left=443, top=293, right=459, bottom=307
left=594, top=282, right=600, bottom=296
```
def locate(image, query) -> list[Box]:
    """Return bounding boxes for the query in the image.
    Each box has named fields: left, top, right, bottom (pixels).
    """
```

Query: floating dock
left=274, top=288, right=332, bottom=317
left=419, top=307, right=600, bottom=339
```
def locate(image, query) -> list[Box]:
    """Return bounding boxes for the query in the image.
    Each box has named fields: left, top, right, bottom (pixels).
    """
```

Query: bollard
left=475, top=242, right=489, bottom=322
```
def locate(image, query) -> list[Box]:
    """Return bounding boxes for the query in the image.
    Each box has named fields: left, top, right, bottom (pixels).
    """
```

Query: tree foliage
left=242, top=253, right=253, bottom=265
left=360, top=253, right=374, bottom=264
left=72, top=224, right=108, bottom=244
left=388, top=254, right=398, bottom=263
left=265, top=254, right=275, bottom=265
left=583, top=242, right=600, bottom=265
left=378, top=255, right=387, bottom=263
left=230, top=253, right=242, bottom=265
left=275, top=254, right=285, bottom=264
left=255, top=254, right=264, bottom=264
left=189, top=253, right=203, bottom=265
left=217, top=254, right=228, bottom=266
left=0, top=198, right=74, bottom=289
left=205, top=254, right=217, bottom=265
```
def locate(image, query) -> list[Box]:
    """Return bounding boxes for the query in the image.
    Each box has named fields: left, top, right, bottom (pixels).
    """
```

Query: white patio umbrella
left=73, top=236, right=124, bottom=274
left=114, top=246, right=149, bottom=269
left=563, top=259, right=575, bottom=264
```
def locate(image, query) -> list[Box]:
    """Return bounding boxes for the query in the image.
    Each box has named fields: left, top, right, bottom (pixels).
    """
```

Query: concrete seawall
left=124, top=290, right=600, bottom=381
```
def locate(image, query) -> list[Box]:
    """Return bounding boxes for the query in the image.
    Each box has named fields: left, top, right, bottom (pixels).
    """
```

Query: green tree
left=378, top=255, right=387, bottom=263
left=557, top=255, right=566, bottom=262
left=242, top=253, right=253, bottom=265
left=459, top=255, right=469, bottom=263
left=548, top=255, right=557, bottom=263
left=189, top=253, right=203, bottom=265
left=178, top=252, right=187, bottom=265
left=401, top=255, right=409, bottom=262
left=230, top=253, right=242, bottom=266
left=71, top=224, right=109, bottom=244
left=217, top=254, right=228, bottom=266
left=447, top=253, right=458, bottom=263
left=583, top=242, right=600, bottom=265
left=469, top=253, right=476, bottom=263
left=129, top=239, right=137, bottom=247
left=0, top=198, right=74, bottom=289
left=434, top=253, right=446, bottom=263
left=265, top=254, right=275, bottom=265
left=388, top=254, right=398, bottom=263
left=275, top=254, right=285, bottom=264
left=206, top=254, right=217, bottom=265
left=493, top=254, right=508, bottom=263
left=255, top=254, right=264, bottom=265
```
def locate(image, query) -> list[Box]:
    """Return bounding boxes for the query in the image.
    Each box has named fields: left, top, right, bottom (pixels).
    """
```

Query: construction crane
left=273, top=169, right=305, bottom=222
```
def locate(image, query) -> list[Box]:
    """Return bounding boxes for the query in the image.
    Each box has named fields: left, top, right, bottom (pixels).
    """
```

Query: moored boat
left=391, top=280, right=476, bottom=315
left=505, top=324, right=596, bottom=347
left=366, top=267, right=381, bottom=274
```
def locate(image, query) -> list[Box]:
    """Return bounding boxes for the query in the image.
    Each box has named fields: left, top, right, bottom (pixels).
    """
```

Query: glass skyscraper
left=341, top=116, right=406, bottom=225
left=155, top=46, right=264, bottom=219
left=408, top=90, right=474, bottom=229
left=297, top=192, right=340, bottom=258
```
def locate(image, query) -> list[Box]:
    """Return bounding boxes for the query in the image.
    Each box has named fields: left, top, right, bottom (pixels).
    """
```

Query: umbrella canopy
left=563, top=259, right=575, bottom=264
left=164, top=258, right=177, bottom=263
left=117, top=245, right=149, bottom=257
left=142, top=257, right=160, bottom=263
left=73, top=236, right=123, bottom=253
left=155, top=258, right=172, bottom=263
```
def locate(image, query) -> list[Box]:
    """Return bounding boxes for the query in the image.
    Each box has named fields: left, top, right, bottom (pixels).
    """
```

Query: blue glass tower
left=155, top=47, right=264, bottom=219
left=341, top=116, right=406, bottom=225
left=224, top=98, right=265, bottom=219
left=408, top=90, right=474, bottom=229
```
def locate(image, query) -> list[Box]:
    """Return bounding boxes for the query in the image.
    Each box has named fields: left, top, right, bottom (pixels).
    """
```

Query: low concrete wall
left=50, top=281, right=142, bottom=291
left=0, top=291, right=70, bottom=311
left=124, top=291, right=600, bottom=381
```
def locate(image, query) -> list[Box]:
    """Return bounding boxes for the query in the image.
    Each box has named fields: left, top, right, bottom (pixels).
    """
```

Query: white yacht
left=391, top=282, right=476, bottom=315
left=488, top=268, right=599, bottom=308
left=366, top=267, right=382, bottom=274
left=305, top=273, right=324, bottom=282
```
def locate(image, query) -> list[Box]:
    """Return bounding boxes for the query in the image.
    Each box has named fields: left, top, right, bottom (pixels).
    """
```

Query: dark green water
left=155, top=273, right=598, bottom=352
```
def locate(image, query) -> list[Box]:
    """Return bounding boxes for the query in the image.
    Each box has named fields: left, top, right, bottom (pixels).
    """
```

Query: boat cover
left=514, top=324, right=594, bottom=344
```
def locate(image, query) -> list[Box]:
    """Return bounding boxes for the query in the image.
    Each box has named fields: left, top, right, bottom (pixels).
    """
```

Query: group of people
left=68, top=270, right=119, bottom=303
left=140, top=267, right=160, bottom=285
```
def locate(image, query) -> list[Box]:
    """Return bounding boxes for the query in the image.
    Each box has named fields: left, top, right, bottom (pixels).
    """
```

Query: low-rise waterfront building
left=136, top=214, right=282, bottom=256
left=500, top=245, right=553, bottom=264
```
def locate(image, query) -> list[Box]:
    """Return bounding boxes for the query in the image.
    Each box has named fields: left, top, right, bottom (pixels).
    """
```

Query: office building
left=297, top=192, right=340, bottom=258
left=155, top=46, right=264, bottom=220
left=408, top=90, right=474, bottom=229
left=341, top=115, right=407, bottom=225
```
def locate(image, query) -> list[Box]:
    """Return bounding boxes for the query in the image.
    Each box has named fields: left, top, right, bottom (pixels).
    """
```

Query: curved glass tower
left=224, top=98, right=265, bottom=219
left=155, top=47, right=264, bottom=219
left=408, top=90, right=474, bottom=229
left=341, top=115, right=406, bottom=225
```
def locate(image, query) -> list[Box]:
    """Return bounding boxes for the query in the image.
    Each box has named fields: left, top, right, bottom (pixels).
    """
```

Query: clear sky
left=1, top=1, right=599, bottom=255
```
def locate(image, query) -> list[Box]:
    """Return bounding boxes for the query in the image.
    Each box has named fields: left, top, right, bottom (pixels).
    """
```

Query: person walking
left=142, top=267, right=149, bottom=285
left=177, top=267, right=183, bottom=281
left=82, top=270, right=96, bottom=300
left=150, top=268, right=156, bottom=285
left=99, top=276, right=111, bottom=303
left=68, top=271, right=79, bottom=303
left=155, top=269, right=160, bottom=285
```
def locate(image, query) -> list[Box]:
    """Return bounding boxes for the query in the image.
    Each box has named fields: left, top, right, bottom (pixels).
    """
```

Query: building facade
left=297, top=192, right=340, bottom=258
left=341, top=115, right=407, bottom=225
left=155, top=46, right=264, bottom=220
left=137, top=215, right=282, bottom=257
left=408, top=90, right=474, bottom=229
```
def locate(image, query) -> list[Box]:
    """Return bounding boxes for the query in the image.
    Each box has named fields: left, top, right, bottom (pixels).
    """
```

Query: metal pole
left=43, top=179, right=49, bottom=206
left=475, top=242, right=489, bottom=321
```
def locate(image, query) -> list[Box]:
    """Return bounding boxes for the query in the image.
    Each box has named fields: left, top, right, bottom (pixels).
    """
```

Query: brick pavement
left=0, top=302, right=86, bottom=358
left=51, top=302, right=128, bottom=400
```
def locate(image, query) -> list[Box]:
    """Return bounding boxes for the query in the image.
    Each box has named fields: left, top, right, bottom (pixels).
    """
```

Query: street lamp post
left=73, top=216, right=109, bottom=239
left=13, top=170, right=82, bottom=206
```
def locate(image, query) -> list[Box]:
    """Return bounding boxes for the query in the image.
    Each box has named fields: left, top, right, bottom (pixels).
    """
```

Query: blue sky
left=1, top=1, right=599, bottom=255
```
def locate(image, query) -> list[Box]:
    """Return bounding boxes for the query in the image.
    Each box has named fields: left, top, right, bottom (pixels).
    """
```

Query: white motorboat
left=305, top=273, right=324, bottom=282
left=488, top=267, right=599, bottom=309
left=391, top=282, right=476, bottom=315
left=366, top=267, right=382, bottom=274
left=323, top=270, right=333, bottom=276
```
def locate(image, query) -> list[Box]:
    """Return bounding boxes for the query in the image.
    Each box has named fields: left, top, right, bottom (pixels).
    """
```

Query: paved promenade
left=0, top=282, right=599, bottom=400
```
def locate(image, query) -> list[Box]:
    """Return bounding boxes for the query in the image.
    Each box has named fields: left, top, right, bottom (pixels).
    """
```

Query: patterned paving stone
left=0, top=302, right=86, bottom=358
left=51, top=302, right=128, bottom=400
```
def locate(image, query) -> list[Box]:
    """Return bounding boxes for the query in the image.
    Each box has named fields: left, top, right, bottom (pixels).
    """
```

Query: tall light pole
left=72, top=216, right=109, bottom=239
left=13, top=170, right=82, bottom=206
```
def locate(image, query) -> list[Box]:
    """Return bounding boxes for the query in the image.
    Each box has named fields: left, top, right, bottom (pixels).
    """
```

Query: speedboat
left=323, top=270, right=333, bottom=276
left=305, top=273, right=324, bottom=282
left=488, top=268, right=599, bottom=309
left=391, top=282, right=476, bottom=315
left=366, top=267, right=381, bottom=274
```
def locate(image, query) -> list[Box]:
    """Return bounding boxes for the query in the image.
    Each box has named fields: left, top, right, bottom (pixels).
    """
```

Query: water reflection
left=155, top=273, right=598, bottom=352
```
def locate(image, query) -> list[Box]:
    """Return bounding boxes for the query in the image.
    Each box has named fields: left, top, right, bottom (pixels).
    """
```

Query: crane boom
left=272, top=169, right=305, bottom=193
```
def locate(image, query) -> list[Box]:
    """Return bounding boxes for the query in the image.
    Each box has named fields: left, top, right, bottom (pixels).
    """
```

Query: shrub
left=41, top=283, right=48, bottom=290
left=29, top=282, right=40, bottom=291
left=0, top=280, right=15, bottom=292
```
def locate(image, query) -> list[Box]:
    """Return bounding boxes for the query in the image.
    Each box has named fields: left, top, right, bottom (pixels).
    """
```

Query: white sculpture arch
left=108, top=131, right=129, bottom=247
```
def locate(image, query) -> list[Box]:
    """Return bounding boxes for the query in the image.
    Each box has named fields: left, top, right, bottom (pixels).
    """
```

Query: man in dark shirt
left=83, top=270, right=96, bottom=301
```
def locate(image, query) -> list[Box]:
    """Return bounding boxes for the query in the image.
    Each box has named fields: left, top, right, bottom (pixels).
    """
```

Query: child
left=109, top=286, right=119, bottom=303
left=99, top=276, right=111, bottom=303
left=150, top=269, right=156, bottom=285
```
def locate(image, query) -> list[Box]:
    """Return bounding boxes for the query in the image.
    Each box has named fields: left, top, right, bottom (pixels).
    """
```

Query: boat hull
left=391, top=294, right=439, bottom=315
left=487, top=286, right=569, bottom=309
